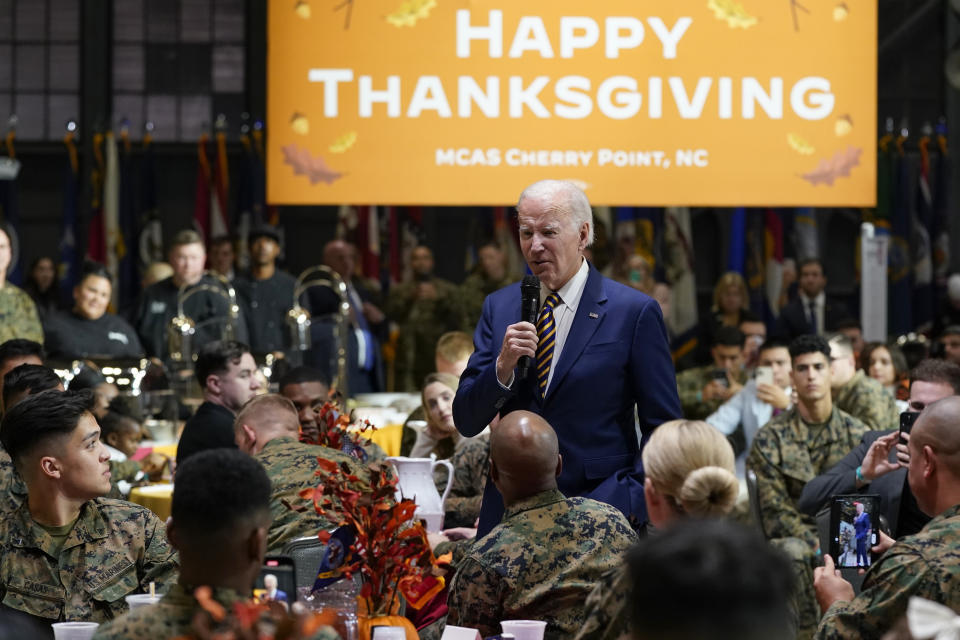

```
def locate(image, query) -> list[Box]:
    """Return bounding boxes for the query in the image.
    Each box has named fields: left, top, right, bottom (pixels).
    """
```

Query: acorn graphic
left=835, top=115, right=853, bottom=137
left=290, top=113, right=309, bottom=136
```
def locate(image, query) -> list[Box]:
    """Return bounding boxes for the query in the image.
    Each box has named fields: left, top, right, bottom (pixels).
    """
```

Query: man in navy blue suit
left=453, top=180, right=682, bottom=537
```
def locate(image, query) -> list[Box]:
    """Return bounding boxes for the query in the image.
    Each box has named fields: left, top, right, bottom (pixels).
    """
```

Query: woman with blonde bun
left=575, top=420, right=740, bottom=640
left=642, top=419, right=739, bottom=527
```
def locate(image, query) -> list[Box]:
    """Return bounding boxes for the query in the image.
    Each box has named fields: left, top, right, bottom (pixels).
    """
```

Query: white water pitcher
left=386, top=456, right=454, bottom=532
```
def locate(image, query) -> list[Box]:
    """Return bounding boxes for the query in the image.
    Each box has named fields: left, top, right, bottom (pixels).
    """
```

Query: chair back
left=282, top=536, right=328, bottom=591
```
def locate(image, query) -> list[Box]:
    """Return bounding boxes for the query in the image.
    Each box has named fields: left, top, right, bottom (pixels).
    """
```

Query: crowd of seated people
left=2, top=193, right=960, bottom=640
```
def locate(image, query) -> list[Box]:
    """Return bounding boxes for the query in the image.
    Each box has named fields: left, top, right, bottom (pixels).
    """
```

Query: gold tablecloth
left=129, top=484, right=174, bottom=521
left=365, top=423, right=404, bottom=457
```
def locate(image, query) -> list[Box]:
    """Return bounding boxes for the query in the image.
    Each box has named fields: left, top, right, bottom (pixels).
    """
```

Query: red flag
left=193, top=134, right=212, bottom=242
left=355, top=205, right=380, bottom=279
left=211, top=131, right=229, bottom=237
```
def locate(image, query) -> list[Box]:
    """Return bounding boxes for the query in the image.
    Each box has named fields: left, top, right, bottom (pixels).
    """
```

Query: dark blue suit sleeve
left=629, top=297, right=682, bottom=440
left=798, top=435, right=874, bottom=516
left=453, top=294, right=513, bottom=438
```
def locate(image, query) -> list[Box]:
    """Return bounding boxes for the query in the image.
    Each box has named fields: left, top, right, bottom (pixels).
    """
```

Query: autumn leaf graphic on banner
left=329, top=131, right=358, bottom=154
left=282, top=144, right=344, bottom=185
left=787, top=133, right=815, bottom=155
left=386, top=0, right=437, bottom=27
left=800, top=147, right=862, bottom=186
left=708, top=0, right=758, bottom=28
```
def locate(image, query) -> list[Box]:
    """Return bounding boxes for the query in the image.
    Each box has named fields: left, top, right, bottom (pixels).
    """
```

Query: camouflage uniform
left=0, top=498, right=178, bottom=624
left=255, top=436, right=369, bottom=554
left=0, top=283, right=43, bottom=344
left=676, top=365, right=748, bottom=420
left=815, top=504, right=960, bottom=639
left=441, top=433, right=490, bottom=529
left=0, top=445, right=27, bottom=515
left=91, top=583, right=341, bottom=640
left=832, top=370, right=899, bottom=432
left=386, top=278, right=462, bottom=391
left=746, top=406, right=868, bottom=640
left=574, top=564, right=631, bottom=640
left=459, top=272, right=513, bottom=333
left=447, top=489, right=637, bottom=639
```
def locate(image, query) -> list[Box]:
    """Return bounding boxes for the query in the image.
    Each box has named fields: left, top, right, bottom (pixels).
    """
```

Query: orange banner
left=268, top=0, right=877, bottom=206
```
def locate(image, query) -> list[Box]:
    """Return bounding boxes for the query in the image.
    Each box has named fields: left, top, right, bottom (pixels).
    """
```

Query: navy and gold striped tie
left=536, top=292, right=562, bottom=397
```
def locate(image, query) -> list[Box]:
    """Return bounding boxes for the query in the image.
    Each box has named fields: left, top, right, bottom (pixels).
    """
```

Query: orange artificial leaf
left=800, top=146, right=862, bottom=186
left=315, top=457, right=340, bottom=473
left=281, top=144, right=344, bottom=185
left=194, top=586, right=227, bottom=622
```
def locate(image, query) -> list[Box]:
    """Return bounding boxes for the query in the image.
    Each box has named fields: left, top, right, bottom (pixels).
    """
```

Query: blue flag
left=727, top=207, right=747, bottom=274
left=889, top=153, right=913, bottom=335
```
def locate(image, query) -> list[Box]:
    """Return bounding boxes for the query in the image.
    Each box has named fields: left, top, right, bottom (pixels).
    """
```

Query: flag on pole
left=194, top=134, right=213, bottom=243
left=912, top=136, right=934, bottom=330
left=764, top=210, right=785, bottom=322
left=87, top=133, right=107, bottom=264
left=932, top=131, right=951, bottom=287
left=889, top=139, right=913, bottom=335
left=138, top=133, right=163, bottom=270
left=103, top=131, right=120, bottom=309
left=117, top=130, right=138, bottom=307
left=727, top=207, right=747, bottom=274
left=0, top=129, right=22, bottom=285
left=793, top=207, right=819, bottom=261
left=58, top=132, right=80, bottom=299
left=211, top=130, right=230, bottom=239
left=664, top=207, right=698, bottom=361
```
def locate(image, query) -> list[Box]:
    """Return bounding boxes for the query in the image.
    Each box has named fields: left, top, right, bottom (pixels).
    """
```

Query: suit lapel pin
left=589, top=312, right=599, bottom=318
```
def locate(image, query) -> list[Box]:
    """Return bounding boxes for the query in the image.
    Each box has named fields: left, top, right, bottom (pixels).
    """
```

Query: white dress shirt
left=540, top=258, right=590, bottom=395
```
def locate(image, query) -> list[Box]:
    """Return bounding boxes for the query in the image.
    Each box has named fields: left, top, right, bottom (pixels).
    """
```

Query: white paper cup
left=125, top=594, right=161, bottom=610
left=501, top=620, right=547, bottom=640
left=371, top=626, right=408, bottom=640
left=51, top=622, right=99, bottom=640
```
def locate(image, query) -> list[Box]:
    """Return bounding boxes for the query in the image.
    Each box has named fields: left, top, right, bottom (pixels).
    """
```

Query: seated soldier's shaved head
left=912, top=397, right=960, bottom=472
left=490, top=410, right=561, bottom=504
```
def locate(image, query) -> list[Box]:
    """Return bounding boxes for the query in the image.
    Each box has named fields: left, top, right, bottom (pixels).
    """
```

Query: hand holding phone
left=755, top=366, right=774, bottom=387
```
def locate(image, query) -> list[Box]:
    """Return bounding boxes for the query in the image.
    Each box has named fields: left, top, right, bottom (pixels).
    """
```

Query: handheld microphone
left=518, top=275, right=540, bottom=380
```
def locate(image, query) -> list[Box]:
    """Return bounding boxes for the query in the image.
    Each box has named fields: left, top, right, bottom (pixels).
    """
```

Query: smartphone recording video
left=899, top=411, right=919, bottom=446
left=829, top=495, right=880, bottom=569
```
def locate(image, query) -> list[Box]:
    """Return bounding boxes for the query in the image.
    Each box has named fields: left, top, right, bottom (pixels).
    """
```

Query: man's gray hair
left=517, top=180, right=594, bottom=247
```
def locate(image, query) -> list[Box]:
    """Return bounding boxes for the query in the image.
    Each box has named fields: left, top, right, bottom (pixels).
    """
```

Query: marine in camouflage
left=385, top=278, right=463, bottom=392
left=255, top=436, right=370, bottom=554
left=447, top=489, right=637, bottom=639
left=0, top=497, right=178, bottom=623
left=0, top=445, right=27, bottom=514
left=574, top=564, right=631, bottom=640
left=0, top=283, right=43, bottom=344
left=459, top=272, right=513, bottom=333
left=90, top=583, right=341, bottom=640
left=746, top=406, right=868, bottom=639
left=816, top=504, right=960, bottom=640
left=442, top=432, right=489, bottom=529
left=832, top=370, right=899, bottom=432
left=676, top=365, right=747, bottom=420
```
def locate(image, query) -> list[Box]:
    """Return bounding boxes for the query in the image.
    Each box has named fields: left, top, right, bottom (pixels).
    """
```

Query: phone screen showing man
left=829, top=495, right=880, bottom=568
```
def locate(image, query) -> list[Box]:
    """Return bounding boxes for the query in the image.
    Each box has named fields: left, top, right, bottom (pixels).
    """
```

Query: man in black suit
left=776, top=258, right=849, bottom=340
left=176, top=341, right=262, bottom=465
left=798, top=359, right=960, bottom=538
left=303, top=240, right=386, bottom=395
